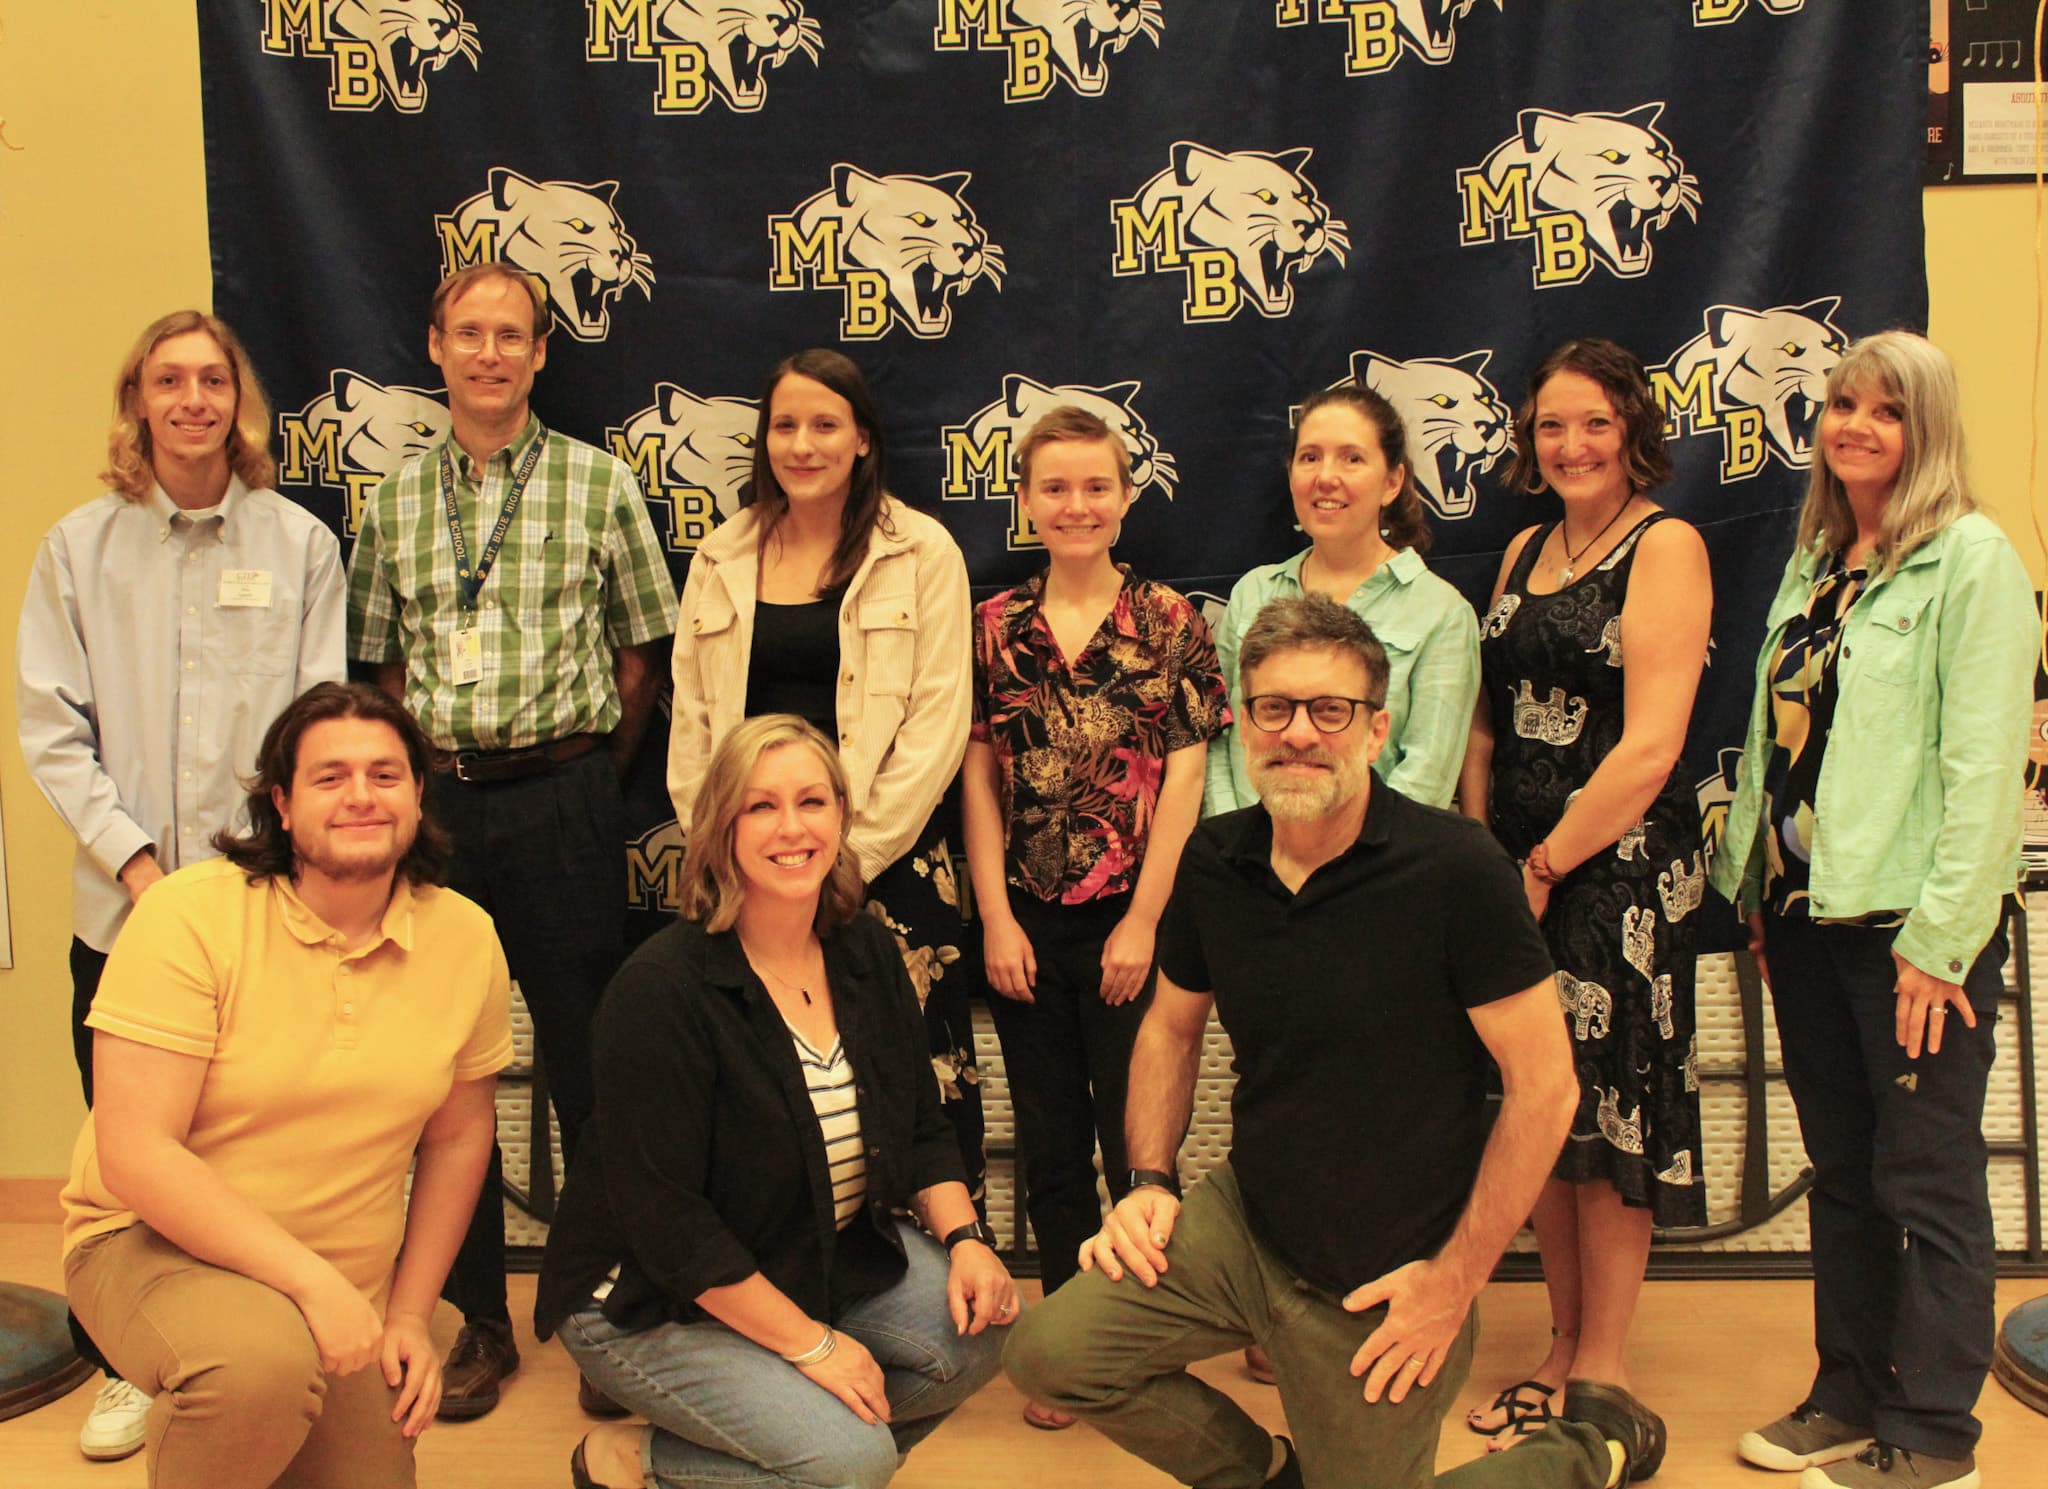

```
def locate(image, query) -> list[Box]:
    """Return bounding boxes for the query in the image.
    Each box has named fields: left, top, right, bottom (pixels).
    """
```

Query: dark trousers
left=985, top=890, right=1151, bottom=1295
left=68, top=937, right=116, bottom=1377
left=1763, top=910, right=2006, bottom=1459
left=428, top=749, right=626, bottom=1325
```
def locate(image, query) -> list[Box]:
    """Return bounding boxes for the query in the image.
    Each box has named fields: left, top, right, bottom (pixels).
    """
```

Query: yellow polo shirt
left=61, top=857, right=513, bottom=1297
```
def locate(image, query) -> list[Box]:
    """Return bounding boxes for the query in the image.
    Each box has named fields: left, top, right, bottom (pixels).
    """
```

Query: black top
left=745, top=587, right=845, bottom=737
left=1156, top=779, right=1553, bottom=1295
left=534, top=912, right=965, bottom=1339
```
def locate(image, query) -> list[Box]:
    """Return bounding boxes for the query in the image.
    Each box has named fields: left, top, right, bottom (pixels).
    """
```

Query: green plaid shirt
left=347, top=417, right=677, bottom=751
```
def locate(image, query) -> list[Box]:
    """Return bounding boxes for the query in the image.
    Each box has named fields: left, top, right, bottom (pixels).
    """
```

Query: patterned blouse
left=971, top=566, right=1230, bottom=905
left=1761, top=552, right=1900, bottom=926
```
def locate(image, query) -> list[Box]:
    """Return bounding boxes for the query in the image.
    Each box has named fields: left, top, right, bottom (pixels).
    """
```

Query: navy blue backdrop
left=200, top=0, right=1928, bottom=947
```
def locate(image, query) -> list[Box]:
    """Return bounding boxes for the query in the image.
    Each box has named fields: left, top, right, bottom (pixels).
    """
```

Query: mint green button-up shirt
left=1709, top=512, right=2035, bottom=980
left=1203, top=546, right=1482, bottom=813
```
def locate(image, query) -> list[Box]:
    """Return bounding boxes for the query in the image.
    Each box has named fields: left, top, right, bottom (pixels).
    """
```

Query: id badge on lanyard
left=441, top=432, right=543, bottom=687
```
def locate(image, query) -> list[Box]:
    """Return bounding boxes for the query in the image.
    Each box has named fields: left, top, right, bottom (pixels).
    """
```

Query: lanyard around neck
left=440, top=429, right=544, bottom=611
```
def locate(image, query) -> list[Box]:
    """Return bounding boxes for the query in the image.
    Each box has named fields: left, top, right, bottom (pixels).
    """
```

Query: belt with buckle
left=435, top=732, right=601, bottom=784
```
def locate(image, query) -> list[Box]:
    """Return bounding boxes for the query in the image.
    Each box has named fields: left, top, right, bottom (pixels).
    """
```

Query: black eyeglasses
left=1243, top=695, right=1379, bottom=733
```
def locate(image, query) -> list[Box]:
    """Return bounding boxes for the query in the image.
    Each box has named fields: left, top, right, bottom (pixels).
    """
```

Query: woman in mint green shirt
left=1712, top=332, right=2034, bottom=1486
left=1204, top=383, right=1480, bottom=814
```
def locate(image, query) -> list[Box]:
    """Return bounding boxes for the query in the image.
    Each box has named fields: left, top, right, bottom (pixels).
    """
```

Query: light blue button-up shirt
left=17, top=478, right=346, bottom=949
left=1204, top=545, right=1482, bottom=813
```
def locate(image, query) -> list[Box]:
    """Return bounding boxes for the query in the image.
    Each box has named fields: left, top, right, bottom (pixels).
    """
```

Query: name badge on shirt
left=451, top=626, right=484, bottom=687
left=216, top=570, right=273, bottom=608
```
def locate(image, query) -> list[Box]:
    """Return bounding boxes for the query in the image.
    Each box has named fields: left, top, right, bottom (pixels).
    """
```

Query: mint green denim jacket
left=1202, top=546, right=1481, bottom=812
left=1709, top=512, right=2035, bottom=980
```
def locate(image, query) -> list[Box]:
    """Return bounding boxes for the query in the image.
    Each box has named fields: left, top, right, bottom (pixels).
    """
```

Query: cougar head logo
left=450, top=169, right=655, bottom=342
left=1388, top=0, right=1499, bottom=62
left=653, top=0, right=821, bottom=111
left=1665, top=298, right=1847, bottom=467
left=620, top=383, right=759, bottom=523
left=1134, top=143, right=1350, bottom=316
left=964, top=375, right=1178, bottom=501
left=792, top=165, right=1006, bottom=338
left=327, top=0, right=479, bottom=113
left=297, top=371, right=450, bottom=477
left=1004, top=0, right=1162, bottom=94
left=1480, top=104, right=1700, bottom=277
left=1349, top=349, right=1509, bottom=519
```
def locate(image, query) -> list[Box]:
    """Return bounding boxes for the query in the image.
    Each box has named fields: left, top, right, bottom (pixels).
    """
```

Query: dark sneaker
left=1738, top=1402, right=1874, bottom=1471
left=1797, top=1442, right=1979, bottom=1489
left=1562, top=1379, right=1667, bottom=1482
left=436, top=1318, right=520, bottom=1421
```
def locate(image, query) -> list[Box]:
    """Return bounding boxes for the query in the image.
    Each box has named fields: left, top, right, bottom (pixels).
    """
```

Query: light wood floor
left=3, top=1214, right=2042, bottom=1487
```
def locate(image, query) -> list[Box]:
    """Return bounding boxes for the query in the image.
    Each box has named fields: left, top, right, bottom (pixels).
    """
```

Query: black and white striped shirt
left=789, top=1026, right=867, bottom=1228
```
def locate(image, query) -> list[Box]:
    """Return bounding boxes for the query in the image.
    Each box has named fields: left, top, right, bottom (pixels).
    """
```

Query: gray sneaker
left=1738, top=1402, right=1874, bottom=1471
left=1797, top=1442, right=1979, bottom=1489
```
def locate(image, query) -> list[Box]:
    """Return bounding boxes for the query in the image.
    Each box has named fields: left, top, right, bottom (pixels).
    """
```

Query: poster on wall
left=1928, top=0, right=2047, bottom=183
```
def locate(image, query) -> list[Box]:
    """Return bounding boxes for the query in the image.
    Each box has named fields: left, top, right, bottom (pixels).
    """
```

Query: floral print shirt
left=971, top=566, right=1230, bottom=905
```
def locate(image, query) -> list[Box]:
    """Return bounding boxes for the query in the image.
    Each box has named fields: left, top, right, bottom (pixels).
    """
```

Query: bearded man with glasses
left=1004, top=592, right=1668, bottom=1489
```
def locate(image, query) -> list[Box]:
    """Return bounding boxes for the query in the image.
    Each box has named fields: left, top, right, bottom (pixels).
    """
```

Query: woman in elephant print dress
left=1461, top=338, right=1709, bottom=1452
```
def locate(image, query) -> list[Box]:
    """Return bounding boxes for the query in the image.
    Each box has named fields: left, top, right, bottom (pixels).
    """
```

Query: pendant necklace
left=1557, top=496, right=1634, bottom=583
left=742, top=937, right=818, bottom=1006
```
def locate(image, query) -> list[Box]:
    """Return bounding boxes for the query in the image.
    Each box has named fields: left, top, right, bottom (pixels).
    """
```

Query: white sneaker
left=79, top=1376, right=150, bottom=1461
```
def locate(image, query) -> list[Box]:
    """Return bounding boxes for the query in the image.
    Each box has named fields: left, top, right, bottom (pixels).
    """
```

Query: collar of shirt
left=1275, top=543, right=1424, bottom=598
left=147, top=474, right=249, bottom=536
left=1219, top=774, right=1392, bottom=894
left=272, top=872, right=418, bottom=954
left=999, top=562, right=1143, bottom=657
left=444, top=413, right=545, bottom=485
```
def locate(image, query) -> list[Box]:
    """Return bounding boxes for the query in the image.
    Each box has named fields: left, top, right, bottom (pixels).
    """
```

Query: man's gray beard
left=1257, top=776, right=1337, bottom=824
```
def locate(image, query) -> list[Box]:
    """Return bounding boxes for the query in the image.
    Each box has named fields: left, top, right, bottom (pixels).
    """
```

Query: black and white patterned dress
left=1478, top=513, right=1707, bottom=1226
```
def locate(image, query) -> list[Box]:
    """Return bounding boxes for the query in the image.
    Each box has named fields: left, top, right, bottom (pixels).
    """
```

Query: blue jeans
left=560, top=1221, right=1005, bottom=1489
left=1763, top=910, right=2007, bottom=1459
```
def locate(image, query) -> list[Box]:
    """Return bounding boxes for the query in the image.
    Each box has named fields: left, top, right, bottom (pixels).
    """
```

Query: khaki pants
left=65, top=1224, right=415, bottom=1489
left=1003, top=1163, right=1610, bottom=1489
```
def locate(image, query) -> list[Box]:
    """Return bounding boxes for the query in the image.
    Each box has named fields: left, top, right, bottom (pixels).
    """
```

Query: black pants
left=985, top=890, right=1151, bottom=1295
left=1764, top=909, right=2007, bottom=1460
left=68, top=937, right=115, bottom=1377
left=429, top=749, right=626, bottom=1326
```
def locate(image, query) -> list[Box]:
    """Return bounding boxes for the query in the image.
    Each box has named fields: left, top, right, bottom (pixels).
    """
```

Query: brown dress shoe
left=578, top=1373, right=630, bottom=1418
left=437, top=1319, right=520, bottom=1421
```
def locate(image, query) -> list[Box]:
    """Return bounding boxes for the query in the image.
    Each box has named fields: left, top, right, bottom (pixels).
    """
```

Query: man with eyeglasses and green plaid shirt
left=345, top=261, right=676, bottom=1422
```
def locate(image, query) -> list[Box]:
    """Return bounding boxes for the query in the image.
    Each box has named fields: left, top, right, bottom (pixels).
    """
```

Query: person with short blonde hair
left=17, top=308, right=346, bottom=1460
left=539, top=717, right=1015, bottom=1489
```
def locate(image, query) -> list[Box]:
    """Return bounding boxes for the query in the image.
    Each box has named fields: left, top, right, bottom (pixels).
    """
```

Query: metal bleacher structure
left=495, top=896, right=2046, bottom=1280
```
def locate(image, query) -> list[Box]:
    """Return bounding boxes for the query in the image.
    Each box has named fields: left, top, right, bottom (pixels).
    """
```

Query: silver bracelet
left=781, top=1326, right=836, bottom=1366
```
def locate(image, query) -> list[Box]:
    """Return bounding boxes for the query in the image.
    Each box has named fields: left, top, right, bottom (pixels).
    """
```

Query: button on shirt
left=346, top=418, right=678, bottom=751
left=16, top=480, right=347, bottom=950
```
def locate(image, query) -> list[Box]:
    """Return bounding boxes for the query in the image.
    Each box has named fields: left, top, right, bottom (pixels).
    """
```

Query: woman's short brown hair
left=1503, top=337, right=1673, bottom=498
left=679, top=715, right=864, bottom=934
left=1015, top=405, right=1133, bottom=492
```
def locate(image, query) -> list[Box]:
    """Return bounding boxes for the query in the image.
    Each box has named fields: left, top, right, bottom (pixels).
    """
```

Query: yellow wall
left=1, top=13, right=2043, bottom=1176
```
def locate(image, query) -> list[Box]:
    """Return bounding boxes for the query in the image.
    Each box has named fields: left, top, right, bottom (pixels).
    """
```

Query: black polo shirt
left=1157, top=777, right=1552, bottom=1295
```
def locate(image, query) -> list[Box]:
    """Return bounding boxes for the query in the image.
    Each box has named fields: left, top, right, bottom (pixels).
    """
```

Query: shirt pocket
left=1847, top=594, right=1934, bottom=684
left=217, top=594, right=295, bottom=676
left=858, top=597, right=917, bottom=698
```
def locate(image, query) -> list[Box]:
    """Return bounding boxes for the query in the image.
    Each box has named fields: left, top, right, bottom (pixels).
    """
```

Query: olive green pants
left=1003, top=1163, right=1610, bottom=1489
left=66, top=1224, right=414, bottom=1489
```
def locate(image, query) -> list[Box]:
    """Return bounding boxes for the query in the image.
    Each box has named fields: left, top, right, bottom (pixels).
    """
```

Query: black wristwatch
left=942, top=1220, right=999, bottom=1251
left=1128, top=1167, right=1181, bottom=1198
